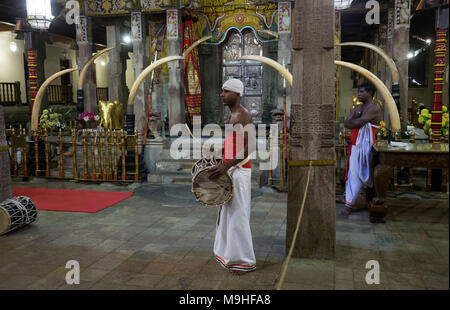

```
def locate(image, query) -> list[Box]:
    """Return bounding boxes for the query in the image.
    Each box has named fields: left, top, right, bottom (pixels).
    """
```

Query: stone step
left=155, top=158, right=198, bottom=174
left=147, top=171, right=193, bottom=184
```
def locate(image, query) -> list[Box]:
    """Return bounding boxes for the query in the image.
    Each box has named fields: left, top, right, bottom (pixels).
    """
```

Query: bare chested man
left=209, top=78, right=256, bottom=275
left=339, top=82, right=381, bottom=216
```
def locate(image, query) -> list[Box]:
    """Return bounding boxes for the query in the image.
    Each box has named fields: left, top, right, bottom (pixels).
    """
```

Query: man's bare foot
left=229, top=270, right=247, bottom=276
left=339, top=205, right=352, bottom=216
left=336, top=195, right=345, bottom=204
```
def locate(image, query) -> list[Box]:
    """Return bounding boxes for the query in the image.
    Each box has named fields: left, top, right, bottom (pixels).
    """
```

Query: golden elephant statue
left=98, top=100, right=124, bottom=130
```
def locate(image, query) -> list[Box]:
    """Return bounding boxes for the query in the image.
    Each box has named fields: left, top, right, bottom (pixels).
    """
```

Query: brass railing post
left=113, top=131, right=118, bottom=181
left=58, top=129, right=64, bottom=178
left=90, top=131, right=96, bottom=180
left=108, top=130, right=113, bottom=180
left=102, top=130, right=107, bottom=181
left=82, top=130, right=88, bottom=180
left=134, top=129, right=139, bottom=182
left=97, top=129, right=102, bottom=180
left=121, top=130, right=126, bottom=181
left=44, top=129, right=49, bottom=177
left=72, top=129, right=78, bottom=180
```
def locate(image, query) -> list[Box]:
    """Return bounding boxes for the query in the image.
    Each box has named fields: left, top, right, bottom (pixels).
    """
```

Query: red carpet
left=12, top=187, right=134, bottom=213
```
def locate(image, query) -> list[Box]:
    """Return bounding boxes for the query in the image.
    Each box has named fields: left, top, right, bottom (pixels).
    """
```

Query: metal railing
left=0, top=82, right=21, bottom=106
left=7, top=125, right=140, bottom=182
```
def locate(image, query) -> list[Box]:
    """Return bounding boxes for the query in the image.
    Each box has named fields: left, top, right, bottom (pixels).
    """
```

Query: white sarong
left=214, top=167, right=256, bottom=272
left=345, top=123, right=377, bottom=207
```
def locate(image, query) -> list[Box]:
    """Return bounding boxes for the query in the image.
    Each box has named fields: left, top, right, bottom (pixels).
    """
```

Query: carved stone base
left=368, top=201, right=388, bottom=223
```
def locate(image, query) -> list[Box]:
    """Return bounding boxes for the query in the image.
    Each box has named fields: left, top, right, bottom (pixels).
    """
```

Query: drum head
left=192, top=168, right=233, bottom=207
left=0, top=208, right=11, bottom=236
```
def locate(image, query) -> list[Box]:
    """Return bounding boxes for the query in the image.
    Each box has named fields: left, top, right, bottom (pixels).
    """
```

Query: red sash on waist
left=223, top=132, right=251, bottom=168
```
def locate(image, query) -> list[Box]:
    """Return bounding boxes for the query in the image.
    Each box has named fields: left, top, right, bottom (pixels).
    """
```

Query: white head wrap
left=222, top=78, right=244, bottom=97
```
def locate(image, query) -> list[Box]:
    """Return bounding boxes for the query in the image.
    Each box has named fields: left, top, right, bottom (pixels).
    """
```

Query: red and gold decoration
left=431, top=29, right=447, bottom=143
left=182, top=20, right=202, bottom=122
left=27, top=50, right=37, bottom=109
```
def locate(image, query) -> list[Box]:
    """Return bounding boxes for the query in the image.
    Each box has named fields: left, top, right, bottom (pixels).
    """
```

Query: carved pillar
left=392, top=0, right=411, bottom=132
left=199, top=44, right=222, bottom=125
left=107, top=22, right=127, bottom=108
left=277, top=2, right=292, bottom=116
left=131, top=12, right=149, bottom=151
left=166, top=9, right=184, bottom=131
left=76, top=16, right=97, bottom=113
left=287, top=0, right=335, bottom=259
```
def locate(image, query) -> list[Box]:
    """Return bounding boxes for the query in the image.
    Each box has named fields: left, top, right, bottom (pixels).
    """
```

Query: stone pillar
left=392, top=1, right=411, bottom=133
left=277, top=47, right=291, bottom=113
left=77, top=16, right=97, bottom=113
left=277, top=1, right=292, bottom=121
left=132, top=12, right=150, bottom=151
left=287, top=0, right=335, bottom=259
left=107, top=22, right=127, bottom=108
left=0, top=106, right=13, bottom=203
left=199, top=44, right=222, bottom=125
left=166, top=10, right=184, bottom=131
left=262, top=41, right=278, bottom=124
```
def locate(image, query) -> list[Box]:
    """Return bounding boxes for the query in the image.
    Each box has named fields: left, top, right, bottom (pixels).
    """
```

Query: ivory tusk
left=185, top=123, right=194, bottom=139
left=128, top=56, right=184, bottom=110
left=335, top=60, right=401, bottom=132
left=257, top=29, right=279, bottom=38
left=77, top=47, right=114, bottom=89
left=239, top=55, right=292, bottom=87
left=336, top=42, right=400, bottom=84
left=183, top=36, right=212, bottom=58
left=31, top=68, right=79, bottom=131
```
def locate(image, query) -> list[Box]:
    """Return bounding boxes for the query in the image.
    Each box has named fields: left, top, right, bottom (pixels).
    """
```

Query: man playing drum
left=208, top=78, right=256, bottom=275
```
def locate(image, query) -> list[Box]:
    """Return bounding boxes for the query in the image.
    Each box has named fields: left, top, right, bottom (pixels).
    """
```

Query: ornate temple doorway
left=222, top=29, right=263, bottom=123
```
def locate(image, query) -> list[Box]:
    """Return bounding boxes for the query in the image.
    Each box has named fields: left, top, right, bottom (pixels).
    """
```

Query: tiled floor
left=0, top=178, right=448, bottom=290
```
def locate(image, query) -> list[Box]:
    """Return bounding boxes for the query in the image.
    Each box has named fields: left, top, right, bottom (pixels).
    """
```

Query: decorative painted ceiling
left=83, top=0, right=282, bottom=43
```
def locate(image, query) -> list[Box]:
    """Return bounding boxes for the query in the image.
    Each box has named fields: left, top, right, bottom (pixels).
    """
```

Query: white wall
left=94, top=53, right=109, bottom=88
left=338, top=67, right=356, bottom=122
left=0, top=32, right=27, bottom=103
left=44, top=41, right=79, bottom=102
left=126, top=51, right=134, bottom=91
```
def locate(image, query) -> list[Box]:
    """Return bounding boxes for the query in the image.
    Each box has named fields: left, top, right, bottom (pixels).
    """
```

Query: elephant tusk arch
left=77, top=47, right=114, bottom=89
left=127, top=56, right=184, bottom=112
left=31, top=68, right=79, bottom=131
left=239, top=55, right=292, bottom=87
left=183, top=36, right=212, bottom=58
left=335, top=60, right=401, bottom=132
left=336, top=42, right=400, bottom=84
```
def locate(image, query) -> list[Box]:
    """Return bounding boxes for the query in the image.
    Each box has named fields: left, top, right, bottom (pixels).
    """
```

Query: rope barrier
left=275, top=160, right=313, bottom=290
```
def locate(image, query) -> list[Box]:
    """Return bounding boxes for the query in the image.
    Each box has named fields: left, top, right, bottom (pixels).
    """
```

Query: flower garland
left=39, top=108, right=71, bottom=131
left=78, top=111, right=100, bottom=122
left=418, top=106, right=449, bottom=136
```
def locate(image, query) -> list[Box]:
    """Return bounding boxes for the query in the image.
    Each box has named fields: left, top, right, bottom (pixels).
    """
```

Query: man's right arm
left=344, top=105, right=380, bottom=129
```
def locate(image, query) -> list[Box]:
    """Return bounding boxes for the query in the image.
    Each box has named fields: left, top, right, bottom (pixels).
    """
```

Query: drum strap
left=4, top=198, right=30, bottom=224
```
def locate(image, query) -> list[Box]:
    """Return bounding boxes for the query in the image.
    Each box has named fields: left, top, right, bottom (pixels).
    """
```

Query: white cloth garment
left=345, top=123, right=377, bottom=206
left=214, top=166, right=256, bottom=271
